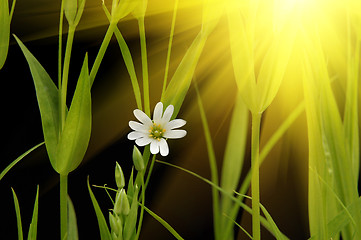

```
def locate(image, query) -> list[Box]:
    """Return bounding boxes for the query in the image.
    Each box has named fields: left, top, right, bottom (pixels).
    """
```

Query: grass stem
left=251, top=112, right=261, bottom=240
left=60, top=173, right=68, bottom=240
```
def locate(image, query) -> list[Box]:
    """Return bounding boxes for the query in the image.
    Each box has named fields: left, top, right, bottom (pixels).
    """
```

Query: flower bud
left=115, top=162, right=125, bottom=189
left=114, top=189, right=130, bottom=216
left=132, top=146, right=145, bottom=171
left=109, top=212, right=122, bottom=236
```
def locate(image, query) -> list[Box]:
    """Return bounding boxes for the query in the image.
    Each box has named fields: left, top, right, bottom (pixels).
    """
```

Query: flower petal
left=127, top=131, right=147, bottom=140
left=159, top=138, right=169, bottom=156
left=163, top=129, right=187, bottom=139
left=135, top=137, right=152, bottom=146
left=150, top=140, right=160, bottom=154
left=129, top=121, right=148, bottom=132
left=165, top=119, right=186, bottom=130
left=162, top=104, right=174, bottom=123
left=134, top=109, right=152, bottom=126
left=153, top=102, right=163, bottom=122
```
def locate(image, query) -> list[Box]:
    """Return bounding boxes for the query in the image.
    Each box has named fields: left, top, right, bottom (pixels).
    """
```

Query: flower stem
left=161, top=0, right=179, bottom=99
left=251, top=112, right=261, bottom=240
left=138, top=17, right=150, bottom=116
left=89, top=22, right=117, bottom=87
left=144, top=154, right=156, bottom=189
left=60, top=173, right=68, bottom=240
left=136, top=172, right=146, bottom=240
left=60, top=24, right=76, bottom=129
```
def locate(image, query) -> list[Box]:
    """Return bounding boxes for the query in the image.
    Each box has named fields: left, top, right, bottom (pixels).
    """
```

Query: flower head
left=128, top=102, right=186, bottom=156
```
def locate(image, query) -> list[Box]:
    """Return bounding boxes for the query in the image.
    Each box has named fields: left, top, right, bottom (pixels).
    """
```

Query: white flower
left=127, top=102, right=187, bottom=156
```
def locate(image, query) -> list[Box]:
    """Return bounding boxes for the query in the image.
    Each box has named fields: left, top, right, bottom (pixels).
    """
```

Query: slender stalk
left=89, top=22, right=117, bottom=87
left=138, top=17, right=150, bottom=116
left=144, top=154, right=156, bottom=190
left=58, top=0, right=64, bottom=89
left=60, top=174, right=68, bottom=240
left=251, top=112, right=261, bottom=240
left=195, top=83, right=220, bottom=239
left=60, top=24, right=76, bottom=129
left=161, top=0, right=179, bottom=98
left=136, top=172, right=146, bottom=240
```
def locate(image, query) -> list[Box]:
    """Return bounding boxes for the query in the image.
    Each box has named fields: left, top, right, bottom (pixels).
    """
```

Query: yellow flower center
left=149, top=123, right=166, bottom=141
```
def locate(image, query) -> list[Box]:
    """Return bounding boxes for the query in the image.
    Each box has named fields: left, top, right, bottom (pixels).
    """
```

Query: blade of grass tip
left=87, top=177, right=112, bottom=240
left=0, top=142, right=44, bottom=181
left=12, top=188, right=24, bottom=240
left=194, top=81, right=221, bottom=239
left=101, top=3, right=143, bottom=110
left=161, top=0, right=179, bottom=98
left=141, top=204, right=184, bottom=240
left=27, top=186, right=39, bottom=240
left=67, top=196, right=79, bottom=240
left=157, top=160, right=290, bottom=239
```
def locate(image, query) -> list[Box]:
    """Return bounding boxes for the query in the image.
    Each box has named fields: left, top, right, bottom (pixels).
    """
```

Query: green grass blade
left=87, top=177, right=112, bottom=240
left=56, top=54, right=92, bottom=174
left=142, top=205, right=184, bottom=240
left=12, top=188, right=24, bottom=240
left=161, top=0, right=179, bottom=98
left=0, top=142, right=44, bottom=181
left=161, top=32, right=207, bottom=117
left=14, top=34, right=60, bottom=166
left=67, top=196, right=79, bottom=240
left=194, top=82, right=220, bottom=239
left=124, top=188, right=139, bottom=240
left=220, top=93, right=248, bottom=239
left=27, top=186, right=39, bottom=240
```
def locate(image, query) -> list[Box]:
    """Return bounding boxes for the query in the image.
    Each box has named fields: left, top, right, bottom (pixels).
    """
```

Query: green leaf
left=87, top=177, right=112, bottom=240
left=220, top=93, right=248, bottom=239
left=12, top=188, right=24, bottom=240
left=162, top=32, right=207, bottom=117
left=27, top=186, right=39, bottom=240
left=67, top=196, right=79, bottom=240
left=56, top=54, right=92, bottom=174
left=13, top=35, right=60, bottom=167
left=0, top=0, right=10, bottom=69
left=0, top=142, right=44, bottom=182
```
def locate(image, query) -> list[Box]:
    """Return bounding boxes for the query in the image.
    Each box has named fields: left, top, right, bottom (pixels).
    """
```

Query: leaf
left=220, top=93, right=248, bottom=239
left=87, top=177, right=112, bottom=240
left=67, top=196, right=79, bottom=240
left=27, top=186, right=39, bottom=240
left=0, top=0, right=10, bottom=69
left=14, top=35, right=60, bottom=168
left=162, top=32, right=207, bottom=117
left=0, top=142, right=44, bottom=182
left=12, top=188, right=24, bottom=240
left=56, top=54, right=92, bottom=174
